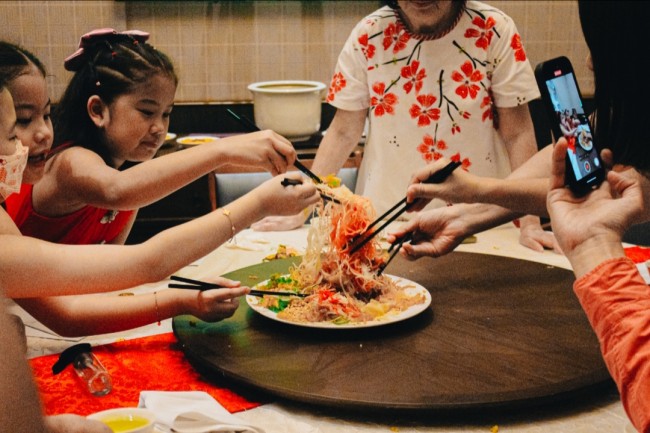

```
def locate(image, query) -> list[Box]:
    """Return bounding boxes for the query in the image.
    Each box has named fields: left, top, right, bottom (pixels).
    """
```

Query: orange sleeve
left=574, top=257, right=650, bottom=433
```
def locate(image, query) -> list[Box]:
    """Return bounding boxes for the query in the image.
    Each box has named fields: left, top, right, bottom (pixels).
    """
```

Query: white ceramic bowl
left=87, top=407, right=156, bottom=433
left=248, top=80, right=326, bottom=141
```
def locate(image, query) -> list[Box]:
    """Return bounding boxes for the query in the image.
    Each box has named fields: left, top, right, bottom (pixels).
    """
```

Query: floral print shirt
left=327, top=2, right=539, bottom=215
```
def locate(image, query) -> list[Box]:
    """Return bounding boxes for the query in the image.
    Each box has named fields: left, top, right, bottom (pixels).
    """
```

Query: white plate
left=165, top=132, right=177, bottom=142
left=176, top=135, right=219, bottom=146
left=246, top=275, right=431, bottom=329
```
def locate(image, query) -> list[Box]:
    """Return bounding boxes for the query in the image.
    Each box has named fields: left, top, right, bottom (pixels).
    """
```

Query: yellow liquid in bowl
left=101, top=415, right=150, bottom=432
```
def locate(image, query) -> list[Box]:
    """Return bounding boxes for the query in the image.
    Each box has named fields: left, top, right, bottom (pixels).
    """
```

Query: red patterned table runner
left=29, top=333, right=263, bottom=416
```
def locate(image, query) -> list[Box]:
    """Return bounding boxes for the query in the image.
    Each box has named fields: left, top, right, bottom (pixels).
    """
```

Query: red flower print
left=452, top=61, right=484, bottom=99
left=401, top=60, right=427, bottom=94
left=383, top=22, right=410, bottom=54
left=358, top=33, right=376, bottom=60
left=370, top=82, right=398, bottom=117
left=510, top=34, right=527, bottom=62
left=450, top=152, right=472, bottom=170
left=481, top=95, right=493, bottom=121
left=417, top=134, right=447, bottom=162
left=459, top=111, right=471, bottom=120
left=409, top=94, right=440, bottom=127
left=464, top=16, right=496, bottom=50
left=326, top=72, right=346, bottom=103
left=451, top=123, right=461, bottom=135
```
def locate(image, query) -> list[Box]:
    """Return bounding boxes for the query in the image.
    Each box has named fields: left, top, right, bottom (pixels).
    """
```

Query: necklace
left=395, top=1, right=466, bottom=41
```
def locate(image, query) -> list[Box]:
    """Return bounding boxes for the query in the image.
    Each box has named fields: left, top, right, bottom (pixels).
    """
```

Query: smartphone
left=535, top=56, right=604, bottom=196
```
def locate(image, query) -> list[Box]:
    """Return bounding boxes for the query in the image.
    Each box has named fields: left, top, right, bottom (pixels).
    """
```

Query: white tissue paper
left=637, top=260, right=650, bottom=285
left=139, top=390, right=265, bottom=433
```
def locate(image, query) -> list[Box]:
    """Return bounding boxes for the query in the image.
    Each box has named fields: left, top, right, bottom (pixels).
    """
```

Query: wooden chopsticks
left=168, top=275, right=308, bottom=297
left=226, top=109, right=324, bottom=184
left=348, top=160, right=462, bottom=254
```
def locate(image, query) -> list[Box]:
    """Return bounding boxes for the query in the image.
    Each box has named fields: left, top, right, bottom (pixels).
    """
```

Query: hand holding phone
left=535, top=56, right=605, bottom=196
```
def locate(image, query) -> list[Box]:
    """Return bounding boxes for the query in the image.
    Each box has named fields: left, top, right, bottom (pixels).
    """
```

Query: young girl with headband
left=0, top=40, right=320, bottom=336
left=6, top=28, right=300, bottom=245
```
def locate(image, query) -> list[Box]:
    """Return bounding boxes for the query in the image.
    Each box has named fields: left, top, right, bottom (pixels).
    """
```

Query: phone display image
left=535, top=56, right=605, bottom=195
left=545, top=75, right=600, bottom=183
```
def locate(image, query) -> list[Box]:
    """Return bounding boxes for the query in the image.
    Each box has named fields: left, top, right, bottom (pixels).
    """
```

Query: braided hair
left=54, top=31, right=177, bottom=166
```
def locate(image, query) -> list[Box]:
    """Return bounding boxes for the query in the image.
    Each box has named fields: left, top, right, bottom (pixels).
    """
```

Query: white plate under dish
left=176, top=135, right=219, bottom=146
left=246, top=274, right=431, bottom=329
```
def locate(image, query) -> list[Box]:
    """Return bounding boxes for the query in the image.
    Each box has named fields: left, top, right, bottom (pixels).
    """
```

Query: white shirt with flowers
left=327, top=2, right=540, bottom=216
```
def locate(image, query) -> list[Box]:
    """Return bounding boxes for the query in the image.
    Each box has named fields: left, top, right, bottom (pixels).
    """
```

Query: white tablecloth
left=13, top=223, right=632, bottom=433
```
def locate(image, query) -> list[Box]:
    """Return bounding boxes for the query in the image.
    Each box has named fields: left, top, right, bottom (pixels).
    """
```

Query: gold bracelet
left=222, top=208, right=237, bottom=243
left=154, top=291, right=161, bottom=326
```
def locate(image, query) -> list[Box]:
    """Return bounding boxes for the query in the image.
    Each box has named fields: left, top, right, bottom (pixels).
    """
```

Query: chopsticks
left=348, top=160, right=462, bottom=254
left=226, top=109, right=324, bottom=184
left=281, top=177, right=341, bottom=204
left=377, top=233, right=412, bottom=276
left=168, top=275, right=308, bottom=298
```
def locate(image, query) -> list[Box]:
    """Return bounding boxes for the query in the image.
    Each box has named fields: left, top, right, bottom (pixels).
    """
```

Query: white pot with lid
left=248, top=80, right=326, bottom=141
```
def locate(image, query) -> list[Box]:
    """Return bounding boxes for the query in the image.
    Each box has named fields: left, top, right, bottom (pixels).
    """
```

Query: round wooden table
left=173, top=252, right=611, bottom=412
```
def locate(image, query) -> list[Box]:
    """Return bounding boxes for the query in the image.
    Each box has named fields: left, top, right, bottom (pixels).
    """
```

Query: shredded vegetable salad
left=256, top=181, right=425, bottom=325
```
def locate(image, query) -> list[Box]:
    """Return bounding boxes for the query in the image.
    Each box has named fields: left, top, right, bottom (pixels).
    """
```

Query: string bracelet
left=154, top=291, right=161, bottom=326
left=222, top=208, right=237, bottom=243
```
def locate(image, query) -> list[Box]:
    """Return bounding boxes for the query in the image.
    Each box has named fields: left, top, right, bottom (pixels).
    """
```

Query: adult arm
left=16, top=280, right=246, bottom=337
left=0, top=173, right=320, bottom=298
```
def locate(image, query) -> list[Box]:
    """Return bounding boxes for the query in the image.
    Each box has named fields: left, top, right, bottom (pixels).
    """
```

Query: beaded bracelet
left=222, top=208, right=237, bottom=243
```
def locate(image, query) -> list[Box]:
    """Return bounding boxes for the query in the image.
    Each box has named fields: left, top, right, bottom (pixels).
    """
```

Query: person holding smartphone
left=387, top=0, right=650, bottom=261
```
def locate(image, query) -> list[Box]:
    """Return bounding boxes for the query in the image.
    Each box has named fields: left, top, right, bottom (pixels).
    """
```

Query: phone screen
left=543, top=69, right=602, bottom=187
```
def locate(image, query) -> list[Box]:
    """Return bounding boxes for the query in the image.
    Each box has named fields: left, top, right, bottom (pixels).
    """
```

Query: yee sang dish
left=254, top=181, right=426, bottom=325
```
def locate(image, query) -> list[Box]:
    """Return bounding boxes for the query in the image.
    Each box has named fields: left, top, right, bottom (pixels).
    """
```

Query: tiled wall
left=0, top=0, right=591, bottom=103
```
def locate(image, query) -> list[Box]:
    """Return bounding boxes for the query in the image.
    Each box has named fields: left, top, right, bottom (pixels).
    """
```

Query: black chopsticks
left=168, top=275, right=307, bottom=298
left=281, top=178, right=341, bottom=204
left=226, top=109, right=324, bottom=184
left=377, top=233, right=412, bottom=276
left=348, top=160, right=462, bottom=254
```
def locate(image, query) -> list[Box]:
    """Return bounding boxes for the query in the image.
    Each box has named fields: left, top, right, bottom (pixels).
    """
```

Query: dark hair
left=579, top=0, right=650, bottom=175
left=0, top=41, right=47, bottom=87
left=53, top=32, right=178, bottom=166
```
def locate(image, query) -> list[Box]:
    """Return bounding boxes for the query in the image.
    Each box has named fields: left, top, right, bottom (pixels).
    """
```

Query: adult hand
left=45, top=414, right=112, bottom=433
left=518, top=215, right=562, bottom=253
left=217, top=130, right=296, bottom=175
left=251, top=212, right=308, bottom=232
left=188, top=277, right=247, bottom=322
left=405, top=158, right=480, bottom=212
left=547, top=139, right=643, bottom=277
left=386, top=205, right=473, bottom=259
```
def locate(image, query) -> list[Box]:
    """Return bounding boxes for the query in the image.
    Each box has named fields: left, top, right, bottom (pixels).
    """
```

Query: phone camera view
left=545, top=72, right=600, bottom=183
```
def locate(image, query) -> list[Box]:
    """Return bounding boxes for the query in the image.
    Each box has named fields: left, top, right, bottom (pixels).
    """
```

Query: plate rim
left=176, top=134, right=220, bottom=145
left=246, top=274, right=432, bottom=329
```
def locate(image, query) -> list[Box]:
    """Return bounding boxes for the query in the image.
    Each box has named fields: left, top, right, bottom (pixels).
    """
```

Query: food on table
left=253, top=182, right=426, bottom=324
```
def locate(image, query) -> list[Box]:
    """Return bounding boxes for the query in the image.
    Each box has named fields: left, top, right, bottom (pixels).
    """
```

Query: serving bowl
left=248, top=80, right=326, bottom=141
left=87, top=407, right=156, bottom=433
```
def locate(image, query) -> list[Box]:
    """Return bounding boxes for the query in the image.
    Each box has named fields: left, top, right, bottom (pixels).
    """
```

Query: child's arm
left=1, top=173, right=320, bottom=299
left=16, top=279, right=246, bottom=337
left=40, top=130, right=296, bottom=212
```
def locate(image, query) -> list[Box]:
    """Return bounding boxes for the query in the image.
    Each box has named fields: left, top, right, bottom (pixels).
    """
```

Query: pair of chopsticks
left=168, top=275, right=308, bottom=298
left=226, top=109, right=323, bottom=184
left=348, top=160, right=462, bottom=254
left=377, top=233, right=412, bottom=276
left=280, top=178, right=341, bottom=204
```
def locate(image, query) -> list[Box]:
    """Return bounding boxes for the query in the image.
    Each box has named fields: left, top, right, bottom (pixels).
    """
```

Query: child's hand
left=255, top=173, right=320, bottom=217
left=218, top=130, right=296, bottom=175
left=187, top=277, right=248, bottom=322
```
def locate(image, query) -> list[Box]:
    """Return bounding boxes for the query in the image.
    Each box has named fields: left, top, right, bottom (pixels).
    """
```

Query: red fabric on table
left=29, top=333, right=263, bottom=416
left=625, top=246, right=650, bottom=264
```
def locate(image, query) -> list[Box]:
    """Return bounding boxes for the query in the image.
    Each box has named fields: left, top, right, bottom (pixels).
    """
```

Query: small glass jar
left=53, top=343, right=112, bottom=396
